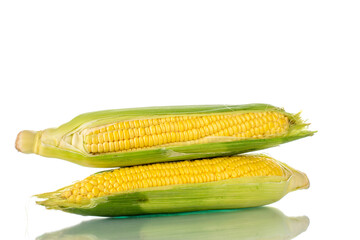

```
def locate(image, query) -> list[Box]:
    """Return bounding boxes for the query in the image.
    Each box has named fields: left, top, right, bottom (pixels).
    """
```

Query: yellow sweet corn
left=16, top=104, right=315, bottom=168
left=36, top=154, right=309, bottom=216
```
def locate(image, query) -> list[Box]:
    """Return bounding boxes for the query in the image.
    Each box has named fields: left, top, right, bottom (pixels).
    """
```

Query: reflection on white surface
left=37, top=207, right=309, bottom=240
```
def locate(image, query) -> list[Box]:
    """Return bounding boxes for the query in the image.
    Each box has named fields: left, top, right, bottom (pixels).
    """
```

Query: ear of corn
left=16, top=104, right=315, bottom=168
left=36, top=207, right=309, bottom=240
left=36, top=154, right=309, bottom=216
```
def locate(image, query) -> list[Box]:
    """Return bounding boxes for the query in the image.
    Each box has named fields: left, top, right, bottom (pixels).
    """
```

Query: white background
left=1, top=1, right=359, bottom=239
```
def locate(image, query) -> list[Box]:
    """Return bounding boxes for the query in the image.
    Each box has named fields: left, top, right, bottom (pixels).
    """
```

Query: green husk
left=36, top=207, right=309, bottom=240
left=36, top=157, right=309, bottom=217
left=16, top=104, right=315, bottom=167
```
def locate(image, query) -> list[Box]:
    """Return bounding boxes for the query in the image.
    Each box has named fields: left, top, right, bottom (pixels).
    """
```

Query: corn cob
left=36, top=154, right=309, bottom=216
left=36, top=207, right=309, bottom=240
left=16, top=104, right=315, bottom=168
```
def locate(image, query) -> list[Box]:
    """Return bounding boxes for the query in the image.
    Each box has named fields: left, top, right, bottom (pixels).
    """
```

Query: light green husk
left=36, top=157, right=309, bottom=217
left=36, top=207, right=309, bottom=240
left=16, top=104, right=315, bottom=167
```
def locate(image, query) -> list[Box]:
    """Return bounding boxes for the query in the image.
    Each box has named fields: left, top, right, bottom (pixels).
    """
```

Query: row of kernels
left=90, top=115, right=204, bottom=135
left=84, top=112, right=283, bottom=145
left=85, top=129, right=205, bottom=153
left=85, top=116, right=213, bottom=145
left=108, top=112, right=279, bottom=135
left=87, top=124, right=283, bottom=153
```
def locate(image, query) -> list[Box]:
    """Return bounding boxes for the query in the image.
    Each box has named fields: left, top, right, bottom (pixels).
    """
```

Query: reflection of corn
left=36, top=207, right=310, bottom=240
left=84, top=111, right=289, bottom=153
left=62, top=155, right=284, bottom=202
